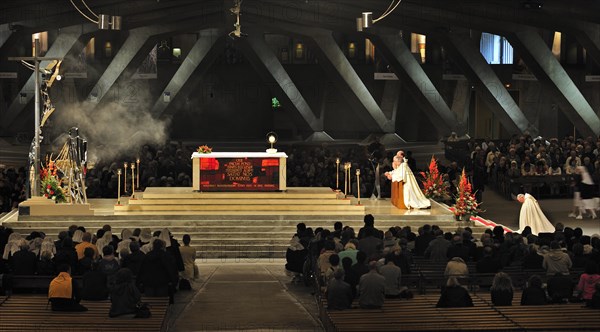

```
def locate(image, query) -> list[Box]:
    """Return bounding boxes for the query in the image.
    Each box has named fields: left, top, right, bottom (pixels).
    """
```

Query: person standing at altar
left=386, top=151, right=430, bottom=210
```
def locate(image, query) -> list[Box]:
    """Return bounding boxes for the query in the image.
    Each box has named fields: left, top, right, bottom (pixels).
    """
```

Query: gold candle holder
left=116, top=169, right=122, bottom=205
left=335, top=158, right=340, bottom=191
left=130, top=163, right=136, bottom=199
left=345, top=162, right=351, bottom=198
left=123, top=162, right=128, bottom=194
left=356, top=169, right=361, bottom=205
left=136, top=158, right=140, bottom=189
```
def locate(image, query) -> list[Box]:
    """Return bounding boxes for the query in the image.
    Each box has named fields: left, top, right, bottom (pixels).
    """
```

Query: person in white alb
left=385, top=151, right=430, bottom=210
left=517, top=193, right=555, bottom=235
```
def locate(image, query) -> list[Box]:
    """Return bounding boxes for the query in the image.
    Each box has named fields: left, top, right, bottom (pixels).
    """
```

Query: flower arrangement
left=197, top=145, right=212, bottom=154
left=419, top=155, right=449, bottom=201
left=40, top=160, right=67, bottom=203
left=453, top=168, right=482, bottom=217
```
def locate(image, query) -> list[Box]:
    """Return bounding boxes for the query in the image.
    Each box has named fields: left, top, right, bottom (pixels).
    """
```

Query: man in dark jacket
left=10, top=239, right=37, bottom=275
left=476, top=246, right=502, bottom=273
left=138, top=239, right=178, bottom=298
left=446, top=235, right=471, bottom=262
left=121, top=241, right=145, bottom=276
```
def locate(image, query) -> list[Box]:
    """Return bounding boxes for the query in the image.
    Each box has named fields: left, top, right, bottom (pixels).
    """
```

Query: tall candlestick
left=136, top=158, right=140, bottom=189
left=343, top=163, right=348, bottom=197
left=335, top=158, right=340, bottom=191
left=116, top=169, right=122, bottom=205
left=356, top=169, right=361, bottom=205
left=123, top=162, right=128, bottom=194
left=130, top=163, right=136, bottom=199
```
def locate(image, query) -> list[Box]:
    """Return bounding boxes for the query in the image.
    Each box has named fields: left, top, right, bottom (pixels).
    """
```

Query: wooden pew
left=0, top=295, right=170, bottom=332
left=322, top=293, right=519, bottom=331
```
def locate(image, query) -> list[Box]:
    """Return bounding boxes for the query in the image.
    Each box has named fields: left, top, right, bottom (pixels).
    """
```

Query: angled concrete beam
left=86, top=26, right=160, bottom=105
left=243, top=32, right=322, bottom=132
left=574, top=27, right=600, bottom=68
left=2, top=25, right=94, bottom=130
left=87, top=11, right=224, bottom=106
left=437, top=30, right=533, bottom=136
left=151, top=29, right=223, bottom=118
left=508, top=30, right=600, bottom=138
left=370, top=31, right=458, bottom=135
left=308, top=31, right=393, bottom=133
left=0, top=24, right=12, bottom=49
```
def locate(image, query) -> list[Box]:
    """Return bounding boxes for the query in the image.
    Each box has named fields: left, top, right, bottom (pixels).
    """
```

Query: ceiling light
left=357, top=0, right=402, bottom=30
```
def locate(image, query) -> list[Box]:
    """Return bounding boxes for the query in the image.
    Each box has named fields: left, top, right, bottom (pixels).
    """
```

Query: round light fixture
left=266, top=131, right=278, bottom=153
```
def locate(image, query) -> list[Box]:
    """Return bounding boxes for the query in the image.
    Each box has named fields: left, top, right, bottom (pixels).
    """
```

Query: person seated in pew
left=436, top=276, right=474, bottom=308
left=476, top=246, right=502, bottom=274
left=490, top=272, right=514, bottom=306
left=379, top=253, right=403, bottom=299
left=48, top=264, right=87, bottom=312
left=327, top=269, right=353, bottom=310
left=547, top=272, right=574, bottom=303
left=444, top=257, right=469, bottom=279
left=10, top=239, right=37, bottom=275
left=521, top=275, right=548, bottom=305
left=109, top=268, right=142, bottom=317
left=585, top=283, right=600, bottom=308
left=81, top=261, right=109, bottom=301
left=358, top=261, right=386, bottom=309
left=576, top=262, right=600, bottom=305
left=36, top=251, right=56, bottom=276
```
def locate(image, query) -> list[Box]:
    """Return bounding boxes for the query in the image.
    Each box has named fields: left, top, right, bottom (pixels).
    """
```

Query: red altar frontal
left=191, top=152, right=288, bottom=191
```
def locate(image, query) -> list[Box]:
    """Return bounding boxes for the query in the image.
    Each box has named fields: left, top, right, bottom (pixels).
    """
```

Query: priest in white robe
left=386, top=151, right=430, bottom=210
left=517, top=193, right=555, bottom=235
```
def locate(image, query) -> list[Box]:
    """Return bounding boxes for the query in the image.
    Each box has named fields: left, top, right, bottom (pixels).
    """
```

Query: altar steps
left=113, top=187, right=367, bottom=215
left=5, top=215, right=488, bottom=259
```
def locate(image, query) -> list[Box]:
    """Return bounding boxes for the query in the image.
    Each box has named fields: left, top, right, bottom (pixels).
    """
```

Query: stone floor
left=169, top=260, right=323, bottom=332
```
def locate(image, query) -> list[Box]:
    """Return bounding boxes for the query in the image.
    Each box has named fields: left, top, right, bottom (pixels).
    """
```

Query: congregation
left=445, top=134, right=600, bottom=208
left=0, top=223, right=197, bottom=315
left=285, top=214, right=600, bottom=310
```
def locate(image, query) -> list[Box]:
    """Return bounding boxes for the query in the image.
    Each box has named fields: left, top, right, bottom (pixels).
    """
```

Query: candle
left=123, top=162, right=128, bottom=193
left=335, top=158, right=340, bottom=190
left=356, top=169, right=361, bottom=205
left=116, top=169, right=122, bottom=205
left=136, top=158, right=140, bottom=189
left=130, top=162, right=136, bottom=199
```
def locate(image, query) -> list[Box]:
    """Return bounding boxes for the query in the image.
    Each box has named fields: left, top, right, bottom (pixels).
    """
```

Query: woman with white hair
left=2, top=232, right=22, bottom=260
left=40, top=237, right=56, bottom=259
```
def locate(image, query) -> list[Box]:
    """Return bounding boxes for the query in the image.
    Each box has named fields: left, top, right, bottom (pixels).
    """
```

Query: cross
left=8, top=36, right=63, bottom=197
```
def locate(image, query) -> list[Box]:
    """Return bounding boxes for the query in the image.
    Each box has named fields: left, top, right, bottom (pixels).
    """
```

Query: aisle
left=478, top=186, right=600, bottom=236
left=171, top=260, right=323, bottom=332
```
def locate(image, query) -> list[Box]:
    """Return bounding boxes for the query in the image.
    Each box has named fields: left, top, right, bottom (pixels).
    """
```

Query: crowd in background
left=444, top=134, right=600, bottom=203
left=288, top=215, right=600, bottom=310
left=0, top=167, right=27, bottom=213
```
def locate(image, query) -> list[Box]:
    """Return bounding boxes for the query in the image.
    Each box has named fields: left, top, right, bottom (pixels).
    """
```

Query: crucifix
left=8, top=36, right=63, bottom=197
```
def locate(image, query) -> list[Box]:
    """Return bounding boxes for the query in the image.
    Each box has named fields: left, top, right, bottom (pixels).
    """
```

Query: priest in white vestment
left=386, top=151, right=430, bottom=210
left=517, top=193, right=555, bottom=235
left=398, top=160, right=431, bottom=209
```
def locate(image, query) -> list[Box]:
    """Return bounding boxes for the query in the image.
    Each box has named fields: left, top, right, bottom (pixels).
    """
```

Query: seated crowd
left=0, top=224, right=198, bottom=315
left=444, top=133, right=600, bottom=202
left=285, top=215, right=600, bottom=310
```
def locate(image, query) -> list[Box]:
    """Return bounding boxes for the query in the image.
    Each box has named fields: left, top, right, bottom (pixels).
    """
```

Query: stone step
left=113, top=204, right=366, bottom=212
left=127, top=198, right=352, bottom=205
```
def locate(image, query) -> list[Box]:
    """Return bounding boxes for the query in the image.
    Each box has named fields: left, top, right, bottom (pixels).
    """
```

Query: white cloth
left=518, top=193, right=555, bottom=235
left=399, top=162, right=431, bottom=209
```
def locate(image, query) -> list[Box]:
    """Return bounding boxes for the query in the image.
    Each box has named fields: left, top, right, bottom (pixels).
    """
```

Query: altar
left=191, top=152, right=287, bottom=191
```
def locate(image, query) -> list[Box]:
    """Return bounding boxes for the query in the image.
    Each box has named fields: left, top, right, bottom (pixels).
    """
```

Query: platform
left=1, top=187, right=488, bottom=259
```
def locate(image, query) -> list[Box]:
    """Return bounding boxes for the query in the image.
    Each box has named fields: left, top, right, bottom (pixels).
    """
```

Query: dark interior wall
left=1, top=29, right=598, bottom=142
